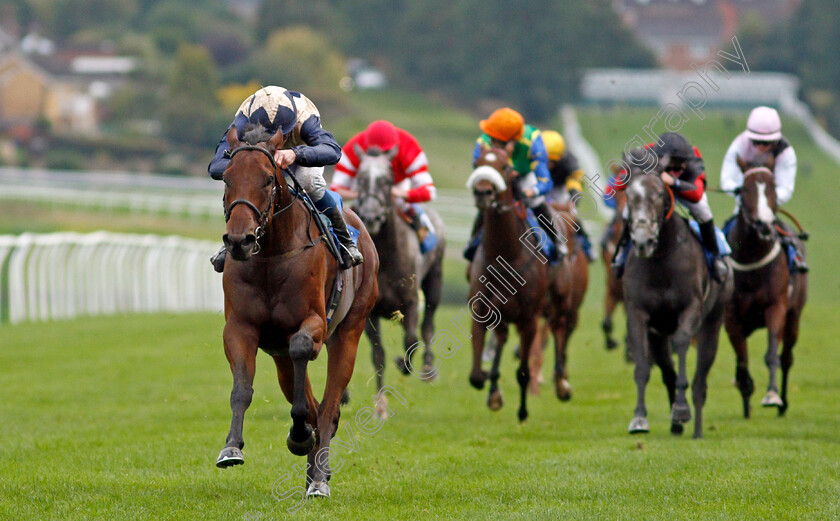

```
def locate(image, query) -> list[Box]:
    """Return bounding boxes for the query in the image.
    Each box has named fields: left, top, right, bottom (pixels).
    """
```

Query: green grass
left=1, top=302, right=839, bottom=520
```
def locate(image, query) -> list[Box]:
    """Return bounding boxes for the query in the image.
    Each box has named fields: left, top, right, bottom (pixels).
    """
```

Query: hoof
left=286, top=425, right=316, bottom=456
left=628, top=416, right=650, bottom=434
left=487, top=390, right=503, bottom=411
left=394, top=357, right=411, bottom=376
left=517, top=406, right=528, bottom=423
left=216, top=446, right=244, bottom=468
left=761, top=390, right=783, bottom=408
left=306, top=480, right=330, bottom=498
left=555, top=377, right=573, bottom=402
left=671, top=403, right=691, bottom=424
left=670, top=422, right=684, bottom=436
left=469, top=370, right=487, bottom=390
left=606, top=338, right=618, bottom=351
left=375, top=394, right=389, bottom=420
left=421, top=363, right=439, bottom=381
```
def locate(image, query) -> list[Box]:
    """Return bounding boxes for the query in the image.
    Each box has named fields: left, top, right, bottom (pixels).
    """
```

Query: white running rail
left=0, top=232, right=223, bottom=324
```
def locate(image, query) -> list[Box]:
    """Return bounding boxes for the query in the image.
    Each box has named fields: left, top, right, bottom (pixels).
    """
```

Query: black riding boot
left=210, top=246, right=226, bottom=273
left=326, top=206, right=364, bottom=269
left=610, top=220, right=631, bottom=279
left=463, top=212, right=484, bottom=261
left=531, top=202, right=568, bottom=259
left=699, top=219, right=727, bottom=282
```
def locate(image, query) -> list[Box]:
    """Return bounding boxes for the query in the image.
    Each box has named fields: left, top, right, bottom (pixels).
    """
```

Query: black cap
left=652, top=132, right=692, bottom=160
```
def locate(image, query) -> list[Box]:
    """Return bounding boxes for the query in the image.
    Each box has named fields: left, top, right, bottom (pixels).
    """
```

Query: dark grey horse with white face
left=354, top=145, right=446, bottom=416
left=623, top=169, right=733, bottom=438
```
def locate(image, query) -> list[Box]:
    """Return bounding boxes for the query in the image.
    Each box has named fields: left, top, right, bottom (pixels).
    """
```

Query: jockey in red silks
left=610, top=132, right=727, bottom=282
left=330, top=120, right=438, bottom=242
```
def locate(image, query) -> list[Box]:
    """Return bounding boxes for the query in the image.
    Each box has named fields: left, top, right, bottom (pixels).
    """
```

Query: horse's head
left=467, top=147, right=513, bottom=211
left=625, top=170, right=672, bottom=258
left=354, top=143, right=397, bottom=235
left=221, top=125, right=286, bottom=261
left=739, top=166, right=777, bottom=241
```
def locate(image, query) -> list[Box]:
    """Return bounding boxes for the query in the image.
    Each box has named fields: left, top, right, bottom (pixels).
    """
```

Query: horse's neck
left=482, top=205, right=525, bottom=261
left=260, top=193, right=306, bottom=256
left=374, top=207, right=406, bottom=258
left=656, top=215, right=688, bottom=255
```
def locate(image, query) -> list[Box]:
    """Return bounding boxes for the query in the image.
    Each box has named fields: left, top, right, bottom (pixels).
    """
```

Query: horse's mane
left=241, top=123, right=273, bottom=145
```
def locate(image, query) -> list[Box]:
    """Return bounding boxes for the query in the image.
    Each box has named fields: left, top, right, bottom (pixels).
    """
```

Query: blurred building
left=613, top=0, right=800, bottom=69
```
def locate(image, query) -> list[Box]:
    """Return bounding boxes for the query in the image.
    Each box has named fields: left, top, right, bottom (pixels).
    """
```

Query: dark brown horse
left=601, top=188, right=627, bottom=355
left=623, top=170, right=732, bottom=438
left=724, top=159, right=808, bottom=417
left=214, top=126, right=378, bottom=499
left=352, top=145, right=445, bottom=416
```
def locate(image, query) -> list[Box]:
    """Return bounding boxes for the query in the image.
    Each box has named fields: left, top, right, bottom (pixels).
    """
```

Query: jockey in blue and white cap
left=208, top=86, right=363, bottom=271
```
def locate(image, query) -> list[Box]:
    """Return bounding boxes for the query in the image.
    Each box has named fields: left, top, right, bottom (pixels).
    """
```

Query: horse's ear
left=268, top=130, right=285, bottom=151
left=766, top=154, right=776, bottom=172
left=226, top=127, right=240, bottom=149
left=505, top=141, right=515, bottom=156
left=736, top=154, right=748, bottom=173
left=353, top=142, right=365, bottom=159
left=386, top=145, right=399, bottom=161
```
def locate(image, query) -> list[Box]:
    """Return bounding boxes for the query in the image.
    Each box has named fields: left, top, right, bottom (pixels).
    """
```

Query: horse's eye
left=265, top=177, right=273, bottom=187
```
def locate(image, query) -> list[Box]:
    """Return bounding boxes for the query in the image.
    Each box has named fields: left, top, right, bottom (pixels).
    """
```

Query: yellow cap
left=541, top=130, right=566, bottom=161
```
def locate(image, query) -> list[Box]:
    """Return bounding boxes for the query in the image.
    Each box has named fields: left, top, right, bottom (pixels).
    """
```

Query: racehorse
left=353, top=144, right=445, bottom=415
left=623, top=168, right=732, bottom=438
left=601, top=184, right=627, bottom=357
left=527, top=200, right=589, bottom=398
left=214, top=125, right=379, bottom=499
left=466, top=146, right=569, bottom=420
left=724, top=156, right=808, bottom=418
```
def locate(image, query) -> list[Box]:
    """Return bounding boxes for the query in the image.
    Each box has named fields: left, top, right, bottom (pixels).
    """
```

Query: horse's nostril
left=241, top=235, right=256, bottom=250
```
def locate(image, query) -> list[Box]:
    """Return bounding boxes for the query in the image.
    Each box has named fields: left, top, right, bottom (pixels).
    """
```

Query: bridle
left=223, top=145, right=299, bottom=254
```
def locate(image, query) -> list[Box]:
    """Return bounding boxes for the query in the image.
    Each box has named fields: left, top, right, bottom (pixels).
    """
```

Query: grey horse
left=353, top=145, right=446, bottom=416
left=622, top=165, right=733, bottom=438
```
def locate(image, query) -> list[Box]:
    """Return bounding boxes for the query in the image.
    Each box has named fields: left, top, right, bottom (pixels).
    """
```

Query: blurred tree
left=162, top=44, right=221, bottom=146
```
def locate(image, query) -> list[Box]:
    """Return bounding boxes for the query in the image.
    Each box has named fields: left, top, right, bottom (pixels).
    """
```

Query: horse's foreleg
left=779, top=308, right=802, bottom=416
left=286, top=316, right=324, bottom=457
left=692, top=319, right=723, bottom=439
left=469, top=318, right=489, bottom=390
left=528, top=319, right=547, bottom=396
left=216, top=322, right=258, bottom=468
left=551, top=314, right=572, bottom=402
left=762, top=302, right=787, bottom=408
left=487, top=324, right=509, bottom=410
left=670, top=303, right=703, bottom=427
left=603, top=290, right=619, bottom=351
left=364, top=317, right=386, bottom=395
left=515, top=318, right=537, bottom=422
left=725, top=316, right=754, bottom=418
left=420, top=265, right=443, bottom=375
left=626, top=305, right=651, bottom=433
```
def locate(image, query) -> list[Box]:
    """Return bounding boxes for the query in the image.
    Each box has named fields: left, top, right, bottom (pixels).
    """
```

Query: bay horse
left=527, top=200, right=589, bottom=398
left=214, top=126, right=378, bottom=499
left=623, top=169, right=732, bottom=438
left=352, top=144, right=446, bottom=415
left=724, top=157, right=808, bottom=418
left=466, top=146, right=573, bottom=420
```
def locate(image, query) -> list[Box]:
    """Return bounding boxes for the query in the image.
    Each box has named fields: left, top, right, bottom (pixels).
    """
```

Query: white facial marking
left=485, top=152, right=497, bottom=162
left=756, top=182, right=774, bottom=223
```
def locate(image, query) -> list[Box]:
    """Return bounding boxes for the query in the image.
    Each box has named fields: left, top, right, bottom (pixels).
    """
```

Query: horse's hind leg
left=603, top=291, right=619, bottom=351
left=551, top=315, right=573, bottom=402
left=649, top=332, right=677, bottom=432
left=420, top=263, right=443, bottom=377
left=395, top=301, right=420, bottom=376
left=487, top=325, right=509, bottom=410
left=216, top=324, right=258, bottom=468
left=515, top=318, right=537, bottom=422
left=726, top=316, right=755, bottom=418
left=365, top=317, right=386, bottom=401
left=692, top=320, right=723, bottom=439
left=273, top=356, right=319, bottom=456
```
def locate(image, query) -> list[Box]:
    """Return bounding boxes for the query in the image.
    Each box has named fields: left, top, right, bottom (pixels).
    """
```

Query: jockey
left=542, top=129, right=595, bottom=262
left=720, top=106, right=807, bottom=272
left=611, top=132, right=728, bottom=282
left=465, top=107, right=561, bottom=260
left=330, top=120, right=437, bottom=242
left=207, top=86, right=363, bottom=271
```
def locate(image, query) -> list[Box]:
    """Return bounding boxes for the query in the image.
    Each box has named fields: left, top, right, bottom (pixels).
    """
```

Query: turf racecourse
left=2, top=299, right=838, bottom=520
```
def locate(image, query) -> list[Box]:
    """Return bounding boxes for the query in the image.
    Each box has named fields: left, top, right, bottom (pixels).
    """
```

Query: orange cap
left=480, top=108, right=524, bottom=142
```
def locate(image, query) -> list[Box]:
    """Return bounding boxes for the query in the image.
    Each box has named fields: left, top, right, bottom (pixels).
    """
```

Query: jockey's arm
left=774, top=147, right=797, bottom=205
left=720, top=138, right=744, bottom=195
left=402, top=142, right=435, bottom=203
left=208, top=113, right=250, bottom=179
left=294, top=115, right=341, bottom=167
left=331, top=185, right=358, bottom=200
left=565, top=168, right=585, bottom=195
left=530, top=136, right=553, bottom=196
